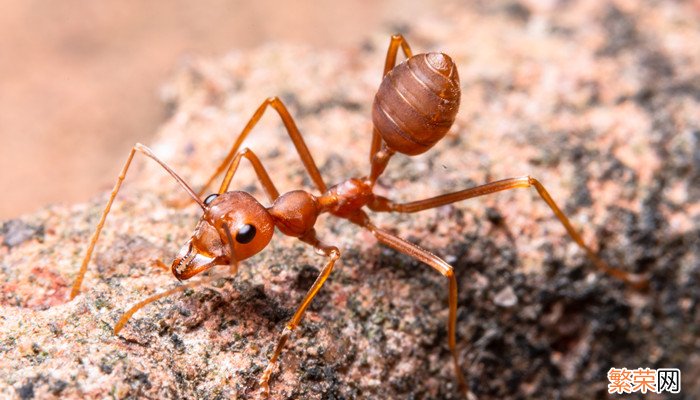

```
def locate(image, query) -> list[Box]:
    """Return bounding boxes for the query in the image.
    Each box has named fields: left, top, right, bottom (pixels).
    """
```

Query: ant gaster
left=69, top=34, right=648, bottom=395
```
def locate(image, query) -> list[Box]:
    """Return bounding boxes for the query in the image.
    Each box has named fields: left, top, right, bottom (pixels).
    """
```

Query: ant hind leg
left=369, top=175, right=649, bottom=289
left=369, top=34, right=414, bottom=165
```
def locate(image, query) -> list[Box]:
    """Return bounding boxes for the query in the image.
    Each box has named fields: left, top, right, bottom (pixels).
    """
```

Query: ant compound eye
left=204, top=193, right=219, bottom=206
left=235, top=224, right=256, bottom=244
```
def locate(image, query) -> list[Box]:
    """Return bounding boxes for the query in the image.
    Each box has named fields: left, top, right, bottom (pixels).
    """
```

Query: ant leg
left=195, top=97, right=326, bottom=201
left=369, top=176, right=648, bottom=289
left=69, top=143, right=205, bottom=299
left=382, top=34, right=414, bottom=77
left=362, top=221, right=468, bottom=393
left=217, top=148, right=280, bottom=203
left=258, top=231, right=340, bottom=395
left=113, top=271, right=220, bottom=334
left=116, top=226, right=236, bottom=335
left=369, top=34, right=414, bottom=165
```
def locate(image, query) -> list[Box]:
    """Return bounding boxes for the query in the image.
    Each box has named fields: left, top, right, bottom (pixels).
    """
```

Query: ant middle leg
left=258, top=231, right=340, bottom=395
left=362, top=221, right=468, bottom=393
left=369, top=176, right=648, bottom=289
left=193, top=97, right=327, bottom=202
left=69, top=143, right=205, bottom=299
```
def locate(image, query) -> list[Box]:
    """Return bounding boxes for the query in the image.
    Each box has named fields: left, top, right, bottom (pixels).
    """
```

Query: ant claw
left=258, top=381, right=270, bottom=398
left=626, top=273, right=651, bottom=291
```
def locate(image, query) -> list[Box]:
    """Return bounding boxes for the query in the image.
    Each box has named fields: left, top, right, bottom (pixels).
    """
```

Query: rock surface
left=1, top=1, right=699, bottom=399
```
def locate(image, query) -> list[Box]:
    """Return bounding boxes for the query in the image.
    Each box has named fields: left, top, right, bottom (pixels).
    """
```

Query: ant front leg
left=361, top=221, right=468, bottom=394
left=369, top=34, right=414, bottom=163
left=369, top=176, right=649, bottom=289
left=114, top=224, right=241, bottom=335
left=258, top=231, right=340, bottom=396
left=192, top=96, right=327, bottom=204
left=69, top=143, right=205, bottom=299
left=113, top=272, right=221, bottom=334
left=216, top=147, right=279, bottom=202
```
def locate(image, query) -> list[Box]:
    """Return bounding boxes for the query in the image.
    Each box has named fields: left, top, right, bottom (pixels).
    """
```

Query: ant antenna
left=135, top=144, right=205, bottom=209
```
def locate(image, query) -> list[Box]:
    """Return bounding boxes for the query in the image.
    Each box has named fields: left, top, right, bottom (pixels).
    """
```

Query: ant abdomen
left=372, top=52, right=461, bottom=155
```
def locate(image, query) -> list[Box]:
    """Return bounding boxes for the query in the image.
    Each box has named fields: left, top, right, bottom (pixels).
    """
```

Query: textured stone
left=1, top=1, right=699, bottom=399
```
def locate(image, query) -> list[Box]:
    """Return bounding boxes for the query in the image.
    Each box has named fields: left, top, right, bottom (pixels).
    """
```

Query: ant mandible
left=69, top=34, right=648, bottom=395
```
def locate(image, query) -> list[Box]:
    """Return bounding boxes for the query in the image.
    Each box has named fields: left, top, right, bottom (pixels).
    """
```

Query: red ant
left=69, top=34, right=647, bottom=395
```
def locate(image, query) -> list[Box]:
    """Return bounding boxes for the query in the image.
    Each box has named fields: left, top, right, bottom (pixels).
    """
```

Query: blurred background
left=0, top=0, right=434, bottom=218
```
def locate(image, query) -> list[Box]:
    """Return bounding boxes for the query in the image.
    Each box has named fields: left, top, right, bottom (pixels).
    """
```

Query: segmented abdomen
left=372, top=52, right=461, bottom=155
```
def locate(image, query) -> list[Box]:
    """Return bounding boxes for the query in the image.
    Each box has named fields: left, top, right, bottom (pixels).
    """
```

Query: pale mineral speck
left=493, top=286, right=518, bottom=308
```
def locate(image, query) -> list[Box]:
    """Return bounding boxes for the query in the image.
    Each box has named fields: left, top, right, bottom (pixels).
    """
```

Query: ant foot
left=626, top=272, right=651, bottom=291
left=258, top=383, right=270, bottom=398
left=258, top=364, right=274, bottom=397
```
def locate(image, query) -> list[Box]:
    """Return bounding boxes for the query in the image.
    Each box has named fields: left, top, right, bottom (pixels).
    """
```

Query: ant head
left=171, top=191, right=274, bottom=280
